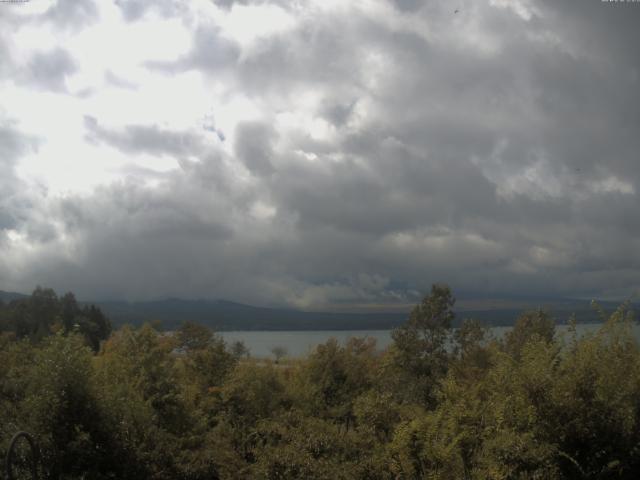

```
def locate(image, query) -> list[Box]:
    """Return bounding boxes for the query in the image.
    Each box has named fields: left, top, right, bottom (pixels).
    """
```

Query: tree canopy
left=1, top=285, right=639, bottom=479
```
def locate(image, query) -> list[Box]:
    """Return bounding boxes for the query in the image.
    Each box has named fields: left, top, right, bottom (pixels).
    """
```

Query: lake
left=220, top=323, right=640, bottom=358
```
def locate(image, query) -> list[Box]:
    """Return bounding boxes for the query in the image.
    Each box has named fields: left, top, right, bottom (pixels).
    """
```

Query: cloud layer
left=1, top=0, right=639, bottom=308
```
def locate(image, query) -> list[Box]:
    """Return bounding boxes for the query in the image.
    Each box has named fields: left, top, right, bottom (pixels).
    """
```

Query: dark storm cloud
left=132, top=0, right=640, bottom=300
left=221, top=0, right=640, bottom=301
left=14, top=151, right=274, bottom=301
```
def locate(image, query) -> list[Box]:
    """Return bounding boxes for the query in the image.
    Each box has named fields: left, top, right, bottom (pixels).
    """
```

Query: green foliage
left=1, top=285, right=640, bottom=479
left=271, top=345, right=288, bottom=363
left=250, top=412, right=391, bottom=480
left=177, top=321, right=215, bottom=351
left=221, top=363, right=290, bottom=426
left=0, top=287, right=111, bottom=351
left=353, top=391, right=400, bottom=441
left=298, top=337, right=377, bottom=425
left=504, top=309, right=555, bottom=358
left=24, top=334, right=105, bottom=478
left=389, top=284, right=455, bottom=406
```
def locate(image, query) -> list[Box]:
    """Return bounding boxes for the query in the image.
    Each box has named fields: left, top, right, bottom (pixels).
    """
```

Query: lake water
left=220, top=323, right=640, bottom=358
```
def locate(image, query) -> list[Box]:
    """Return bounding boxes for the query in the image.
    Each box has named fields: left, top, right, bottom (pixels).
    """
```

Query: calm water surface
left=220, top=323, right=640, bottom=358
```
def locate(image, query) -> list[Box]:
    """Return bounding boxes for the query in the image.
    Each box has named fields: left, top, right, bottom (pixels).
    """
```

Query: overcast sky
left=1, top=0, right=639, bottom=309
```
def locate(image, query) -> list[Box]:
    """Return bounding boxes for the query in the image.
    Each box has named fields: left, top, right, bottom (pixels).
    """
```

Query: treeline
left=1, top=285, right=639, bottom=479
left=0, top=286, right=111, bottom=351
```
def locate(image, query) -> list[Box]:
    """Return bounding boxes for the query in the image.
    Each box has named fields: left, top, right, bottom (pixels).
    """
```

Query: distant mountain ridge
left=2, top=289, right=632, bottom=331
left=95, top=297, right=630, bottom=331
left=95, top=298, right=409, bottom=331
left=0, top=290, right=28, bottom=302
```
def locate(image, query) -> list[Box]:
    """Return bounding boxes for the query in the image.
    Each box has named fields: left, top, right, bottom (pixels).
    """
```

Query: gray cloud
left=104, top=70, right=138, bottom=90
left=2, top=0, right=640, bottom=306
left=42, top=0, right=99, bottom=30
left=211, top=0, right=293, bottom=10
left=6, top=151, right=266, bottom=301
left=0, top=121, right=41, bottom=232
left=0, top=3, right=79, bottom=93
left=84, top=116, right=206, bottom=158
left=146, top=25, right=240, bottom=74
left=212, top=0, right=248, bottom=9
left=390, top=0, right=424, bottom=13
left=23, top=48, right=77, bottom=92
left=234, top=121, right=276, bottom=175
left=113, top=0, right=185, bottom=22
left=321, top=100, right=357, bottom=128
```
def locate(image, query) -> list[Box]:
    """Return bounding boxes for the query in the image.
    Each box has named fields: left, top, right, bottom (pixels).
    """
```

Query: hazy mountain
left=0, top=290, right=28, bottom=302
left=95, top=297, right=628, bottom=331
left=95, top=299, right=408, bottom=331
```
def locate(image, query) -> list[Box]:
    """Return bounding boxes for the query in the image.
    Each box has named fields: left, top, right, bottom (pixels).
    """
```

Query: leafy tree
left=389, top=284, right=455, bottom=406
left=94, top=324, right=214, bottom=479
left=298, top=337, right=377, bottom=427
left=177, top=321, right=214, bottom=351
left=175, top=321, right=237, bottom=401
left=220, top=363, right=289, bottom=427
left=0, top=288, right=111, bottom=350
left=20, top=333, right=117, bottom=479
left=451, top=318, right=494, bottom=380
left=231, top=340, right=250, bottom=359
left=250, top=412, right=391, bottom=480
left=353, top=391, right=400, bottom=441
left=4, top=286, right=60, bottom=341
left=76, top=304, right=112, bottom=351
left=60, top=291, right=80, bottom=333
left=504, top=309, right=555, bottom=358
left=548, top=306, right=640, bottom=478
left=271, top=345, right=288, bottom=364
left=27, top=286, right=60, bottom=338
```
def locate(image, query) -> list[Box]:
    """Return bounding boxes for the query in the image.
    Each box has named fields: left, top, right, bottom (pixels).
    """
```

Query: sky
left=0, top=0, right=639, bottom=310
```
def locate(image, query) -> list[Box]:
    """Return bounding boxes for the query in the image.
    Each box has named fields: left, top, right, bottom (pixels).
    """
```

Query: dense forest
left=1, top=285, right=639, bottom=479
